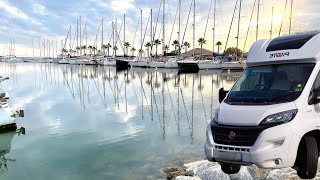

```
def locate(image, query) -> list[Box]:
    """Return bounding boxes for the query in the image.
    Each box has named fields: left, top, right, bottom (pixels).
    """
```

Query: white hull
left=221, top=61, right=244, bottom=70
left=7, top=58, right=23, bottom=63
left=58, top=59, right=69, bottom=64
left=149, top=61, right=165, bottom=68
left=164, top=61, right=178, bottom=69
left=98, top=60, right=116, bottom=66
left=83, top=60, right=97, bottom=65
left=130, top=61, right=150, bottom=67
left=198, top=61, right=222, bottom=69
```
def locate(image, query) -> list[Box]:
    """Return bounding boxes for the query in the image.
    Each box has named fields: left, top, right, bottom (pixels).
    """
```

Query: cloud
left=0, top=25, right=8, bottom=31
left=0, top=1, right=28, bottom=20
left=111, top=0, right=135, bottom=14
left=32, top=3, right=47, bottom=15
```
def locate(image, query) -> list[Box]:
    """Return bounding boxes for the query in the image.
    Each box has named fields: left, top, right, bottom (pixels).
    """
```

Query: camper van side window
left=313, top=71, right=320, bottom=90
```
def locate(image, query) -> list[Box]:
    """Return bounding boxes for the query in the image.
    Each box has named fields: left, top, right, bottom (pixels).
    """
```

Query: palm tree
left=88, top=45, right=93, bottom=56
left=82, top=45, right=87, bottom=55
left=198, top=38, right=206, bottom=55
left=172, top=40, right=179, bottom=54
left=216, top=41, right=222, bottom=54
left=106, top=43, right=112, bottom=57
left=76, top=47, right=81, bottom=55
left=145, top=42, right=152, bottom=57
left=183, top=41, right=191, bottom=53
left=101, top=44, right=107, bottom=55
left=113, top=46, right=118, bottom=56
left=61, top=48, right=68, bottom=56
left=138, top=49, right=144, bottom=57
left=124, top=42, right=131, bottom=56
left=164, top=45, right=169, bottom=55
left=154, top=39, right=161, bottom=57
left=131, top=47, right=136, bottom=56
left=92, top=46, right=97, bottom=56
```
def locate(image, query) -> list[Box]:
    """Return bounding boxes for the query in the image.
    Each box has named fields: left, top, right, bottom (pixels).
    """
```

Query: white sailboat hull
left=149, top=62, right=165, bottom=68
left=198, top=61, right=222, bottom=69
left=164, top=61, right=178, bottom=69
left=58, top=59, right=69, bottom=64
left=221, top=61, right=244, bottom=70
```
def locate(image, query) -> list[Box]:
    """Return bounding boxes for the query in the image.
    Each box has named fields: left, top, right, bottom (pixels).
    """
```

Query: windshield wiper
left=270, top=91, right=297, bottom=101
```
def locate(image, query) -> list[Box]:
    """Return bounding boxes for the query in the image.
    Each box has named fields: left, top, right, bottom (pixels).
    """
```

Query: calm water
left=0, top=63, right=240, bottom=180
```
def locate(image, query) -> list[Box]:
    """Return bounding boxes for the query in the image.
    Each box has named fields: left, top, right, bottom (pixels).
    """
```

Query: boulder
left=175, top=176, right=202, bottom=180
left=197, top=166, right=231, bottom=180
left=266, top=168, right=298, bottom=180
left=161, top=167, right=185, bottom=179
left=229, top=167, right=253, bottom=180
left=183, top=160, right=219, bottom=176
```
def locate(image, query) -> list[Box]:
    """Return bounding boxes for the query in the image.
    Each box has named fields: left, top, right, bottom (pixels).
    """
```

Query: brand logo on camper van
left=269, top=52, right=290, bottom=58
left=229, top=131, right=236, bottom=140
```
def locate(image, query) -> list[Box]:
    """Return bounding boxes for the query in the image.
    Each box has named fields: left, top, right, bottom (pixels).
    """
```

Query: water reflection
left=0, top=128, right=25, bottom=175
left=0, top=63, right=240, bottom=179
left=57, top=65, right=240, bottom=143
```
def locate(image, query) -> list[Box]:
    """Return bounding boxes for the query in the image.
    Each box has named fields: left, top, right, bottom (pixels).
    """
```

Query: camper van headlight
left=260, top=109, right=298, bottom=125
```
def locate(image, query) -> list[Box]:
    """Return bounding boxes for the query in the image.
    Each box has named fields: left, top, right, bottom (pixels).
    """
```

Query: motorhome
left=205, top=32, right=320, bottom=179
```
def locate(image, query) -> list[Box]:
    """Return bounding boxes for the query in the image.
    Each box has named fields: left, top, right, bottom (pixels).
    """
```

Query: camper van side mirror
left=219, top=88, right=229, bottom=103
left=309, top=89, right=320, bottom=105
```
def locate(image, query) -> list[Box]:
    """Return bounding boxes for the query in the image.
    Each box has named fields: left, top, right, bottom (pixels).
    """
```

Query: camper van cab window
left=225, top=63, right=315, bottom=105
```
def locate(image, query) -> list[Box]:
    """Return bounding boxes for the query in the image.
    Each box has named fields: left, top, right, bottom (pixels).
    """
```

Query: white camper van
left=205, top=32, right=320, bottom=179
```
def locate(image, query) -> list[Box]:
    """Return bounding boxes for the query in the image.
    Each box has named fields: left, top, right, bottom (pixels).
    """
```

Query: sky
left=0, top=0, right=319, bottom=57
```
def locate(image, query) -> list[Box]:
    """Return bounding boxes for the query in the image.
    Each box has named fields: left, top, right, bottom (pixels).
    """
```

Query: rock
left=247, top=165, right=271, bottom=180
left=175, top=176, right=202, bottom=180
left=183, top=160, right=219, bottom=176
left=197, top=166, right=231, bottom=180
left=161, top=167, right=185, bottom=179
left=266, top=168, right=299, bottom=180
left=229, top=166, right=253, bottom=180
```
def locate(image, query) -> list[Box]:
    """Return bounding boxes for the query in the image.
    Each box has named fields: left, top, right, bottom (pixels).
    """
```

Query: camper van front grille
left=212, top=126, right=263, bottom=147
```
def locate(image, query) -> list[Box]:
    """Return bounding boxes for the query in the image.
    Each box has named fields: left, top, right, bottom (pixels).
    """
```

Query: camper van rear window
left=266, top=32, right=318, bottom=52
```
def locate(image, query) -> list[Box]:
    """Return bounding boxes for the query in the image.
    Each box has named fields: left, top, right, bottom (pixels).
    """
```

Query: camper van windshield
left=225, top=63, right=315, bottom=105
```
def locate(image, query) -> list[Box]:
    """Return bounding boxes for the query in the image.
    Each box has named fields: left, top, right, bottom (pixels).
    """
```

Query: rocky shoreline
left=162, top=160, right=320, bottom=180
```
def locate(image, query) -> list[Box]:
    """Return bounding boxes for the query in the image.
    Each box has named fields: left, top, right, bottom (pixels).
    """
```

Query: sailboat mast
left=102, top=18, right=104, bottom=55
left=193, top=0, right=195, bottom=60
left=150, top=9, right=153, bottom=60
left=270, top=7, right=274, bottom=38
left=32, top=38, right=34, bottom=58
left=80, top=16, right=82, bottom=56
left=140, top=10, right=143, bottom=58
left=256, top=0, right=260, bottom=41
left=123, top=14, right=125, bottom=56
left=163, top=0, right=165, bottom=56
left=112, top=22, right=115, bottom=57
left=39, top=39, right=41, bottom=57
left=70, top=25, right=72, bottom=57
left=213, top=0, right=216, bottom=59
left=289, top=0, right=293, bottom=34
left=77, top=19, right=79, bottom=56
left=85, top=24, right=87, bottom=56
left=236, top=0, right=242, bottom=59
left=178, top=0, right=181, bottom=59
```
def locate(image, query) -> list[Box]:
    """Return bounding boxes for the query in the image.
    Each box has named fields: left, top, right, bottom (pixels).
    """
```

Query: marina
left=0, top=0, right=318, bottom=179
left=0, top=62, right=238, bottom=179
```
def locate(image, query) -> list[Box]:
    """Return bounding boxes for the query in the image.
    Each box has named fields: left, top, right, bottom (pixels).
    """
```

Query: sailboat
left=220, top=0, right=244, bottom=70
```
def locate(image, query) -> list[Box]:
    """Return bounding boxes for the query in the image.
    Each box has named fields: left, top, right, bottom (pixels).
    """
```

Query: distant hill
left=182, top=48, right=216, bottom=57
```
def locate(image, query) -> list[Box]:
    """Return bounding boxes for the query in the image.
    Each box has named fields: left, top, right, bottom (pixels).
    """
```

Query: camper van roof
left=247, top=32, right=320, bottom=65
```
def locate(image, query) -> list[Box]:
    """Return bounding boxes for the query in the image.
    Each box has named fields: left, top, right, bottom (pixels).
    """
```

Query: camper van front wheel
left=296, top=136, right=318, bottom=179
left=221, top=163, right=241, bottom=174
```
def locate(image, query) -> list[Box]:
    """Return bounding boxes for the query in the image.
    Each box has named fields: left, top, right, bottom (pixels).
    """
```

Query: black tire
left=221, top=163, right=241, bottom=174
left=296, top=136, right=318, bottom=179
